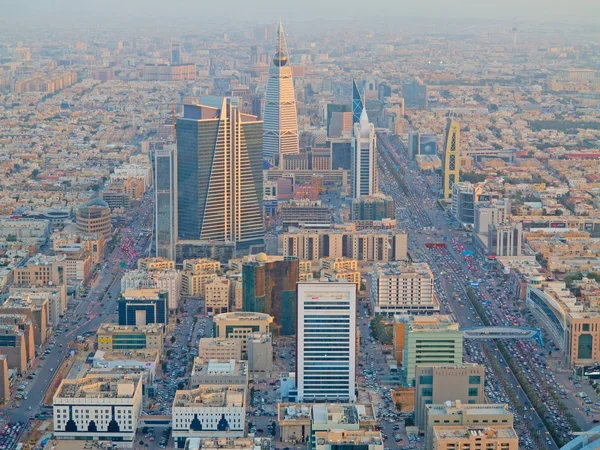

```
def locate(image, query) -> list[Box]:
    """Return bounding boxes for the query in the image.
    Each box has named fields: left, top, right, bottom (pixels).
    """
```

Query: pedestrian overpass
left=462, top=326, right=544, bottom=347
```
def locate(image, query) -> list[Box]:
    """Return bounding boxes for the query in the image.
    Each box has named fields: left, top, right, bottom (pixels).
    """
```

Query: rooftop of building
left=55, top=374, right=142, bottom=400
left=278, top=403, right=312, bottom=421
left=191, top=359, right=247, bottom=377
left=248, top=332, right=272, bottom=344
left=312, top=403, right=376, bottom=425
left=213, top=311, right=273, bottom=322
left=43, top=440, right=116, bottom=450
left=1, top=296, right=44, bottom=309
left=121, top=288, right=164, bottom=300
left=395, top=314, right=458, bottom=330
left=433, top=426, right=518, bottom=440
left=199, top=337, right=243, bottom=348
left=97, top=322, right=163, bottom=334
left=373, top=261, right=433, bottom=277
left=314, top=430, right=383, bottom=446
left=22, top=253, right=66, bottom=266
left=93, top=349, right=159, bottom=362
left=427, top=401, right=512, bottom=417
left=173, top=385, right=245, bottom=408
left=77, top=197, right=109, bottom=210
left=184, top=437, right=271, bottom=450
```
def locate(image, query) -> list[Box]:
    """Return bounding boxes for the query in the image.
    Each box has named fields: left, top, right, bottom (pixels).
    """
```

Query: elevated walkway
left=462, top=326, right=543, bottom=346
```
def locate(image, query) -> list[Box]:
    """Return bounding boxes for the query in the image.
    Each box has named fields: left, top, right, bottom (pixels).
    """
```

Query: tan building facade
left=425, top=402, right=515, bottom=450
left=213, top=312, right=273, bottom=354
left=415, top=364, right=485, bottom=430
left=138, top=257, right=176, bottom=271
left=205, top=277, right=230, bottom=314
left=432, top=426, right=518, bottom=450
left=198, top=338, right=243, bottom=363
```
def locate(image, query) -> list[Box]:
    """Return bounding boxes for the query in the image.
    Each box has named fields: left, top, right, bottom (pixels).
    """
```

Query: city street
left=6, top=192, right=154, bottom=424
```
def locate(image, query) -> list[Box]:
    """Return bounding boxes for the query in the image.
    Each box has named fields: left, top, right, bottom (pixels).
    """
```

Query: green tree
left=170, top=335, right=176, bottom=344
left=395, top=402, right=402, bottom=412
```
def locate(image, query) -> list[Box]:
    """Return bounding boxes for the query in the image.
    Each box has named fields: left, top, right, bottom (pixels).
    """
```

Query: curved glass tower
left=263, top=21, right=299, bottom=163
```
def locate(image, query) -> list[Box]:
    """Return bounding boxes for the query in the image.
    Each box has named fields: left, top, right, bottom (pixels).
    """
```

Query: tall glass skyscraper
left=263, top=21, right=299, bottom=163
left=154, top=144, right=177, bottom=260
left=351, top=108, right=377, bottom=198
left=352, top=79, right=364, bottom=124
left=176, top=99, right=264, bottom=250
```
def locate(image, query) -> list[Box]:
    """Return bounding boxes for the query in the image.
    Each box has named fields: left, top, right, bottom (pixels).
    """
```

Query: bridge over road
left=462, top=326, right=543, bottom=346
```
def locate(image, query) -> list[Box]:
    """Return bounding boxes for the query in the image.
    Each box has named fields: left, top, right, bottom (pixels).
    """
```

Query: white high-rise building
left=297, top=281, right=356, bottom=402
left=263, top=21, right=300, bottom=163
left=351, top=109, right=377, bottom=198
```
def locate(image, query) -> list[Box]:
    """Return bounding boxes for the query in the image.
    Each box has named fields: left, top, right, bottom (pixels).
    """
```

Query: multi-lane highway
left=377, top=133, right=564, bottom=449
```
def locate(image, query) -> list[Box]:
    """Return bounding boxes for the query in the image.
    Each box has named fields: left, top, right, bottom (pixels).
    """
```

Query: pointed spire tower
left=351, top=107, right=377, bottom=199
left=263, top=21, right=300, bottom=164
left=352, top=79, right=364, bottom=124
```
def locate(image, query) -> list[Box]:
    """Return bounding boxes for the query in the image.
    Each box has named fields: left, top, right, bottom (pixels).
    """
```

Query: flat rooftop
left=173, top=386, right=245, bottom=408
left=199, top=337, right=242, bottom=348
left=122, top=288, right=163, bottom=300
left=55, top=374, right=142, bottom=400
left=94, top=349, right=159, bottom=362
left=97, top=322, right=163, bottom=334
left=427, top=402, right=513, bottom=418
left=433, top=426, right=518, bottom=440
left=312, top=403, right=376, bottom=425
left=279, top=403, right=312, bottom=421
left=314, top=430, right=383, bottom=446
left=192, top=359, right=247, bottom=377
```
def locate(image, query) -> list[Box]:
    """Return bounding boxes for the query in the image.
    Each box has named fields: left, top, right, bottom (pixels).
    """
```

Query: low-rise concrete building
left=198, top=338, right=243, bottom=363
left=91, top=349, right=160, bottom=384
left=247, top=332, right=273, bottom=374
left=189, top=359, right=247, bottom=389
left=314, top=431, right=384, bottom=450
left=425, top=401, right=515, bottom=450
left=172, top=385, right=246, bottom=447
left=432, top=426, right=518, bottom=450
left=213, top=312, right=273, bottom=355
left=96, top=323, right=164, bottom=353
left=53, top=373, right=144, bottom=446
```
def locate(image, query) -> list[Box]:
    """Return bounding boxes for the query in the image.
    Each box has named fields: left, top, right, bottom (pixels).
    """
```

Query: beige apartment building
left=181, top=272, right=218, bottom=298
left=320, top=258, right=360, bottom=284
left=138, top=257, right=176, bottom=271
left=1, top=296, right=49, bottom=346
left=204, top=277, right=230, bottom=314
left=213, top=312, right=273, bottom=354
left=0, top=314, right=35, bottom=364
left=415, top=364, right=485, bottom=430
left=198, top=338, right=243, bottom=363
left=13, top=255, right=66, bottom=286
left=432, top=426, right=518, bottom=450
left=373, top=262, right=438, bottom=316
left=282, top=229, right=408, bottom=263
left=425, top=402, right=515, bottom=450
left=183, top=258, right=220, bottom=273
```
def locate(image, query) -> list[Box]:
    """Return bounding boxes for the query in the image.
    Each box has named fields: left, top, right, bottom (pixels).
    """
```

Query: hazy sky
left=1, top=0, right=600, bottom=31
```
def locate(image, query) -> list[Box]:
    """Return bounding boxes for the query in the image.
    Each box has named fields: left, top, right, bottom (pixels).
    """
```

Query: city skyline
left=1, top=7, right=600, bottom=450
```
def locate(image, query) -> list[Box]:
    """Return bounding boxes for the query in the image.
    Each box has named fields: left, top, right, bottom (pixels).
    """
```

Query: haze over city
left=0, top=2, right=599, bottom=450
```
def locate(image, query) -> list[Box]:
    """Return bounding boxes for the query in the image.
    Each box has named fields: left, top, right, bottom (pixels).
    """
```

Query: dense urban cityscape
left=0, top=4, right=600, bottom=450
